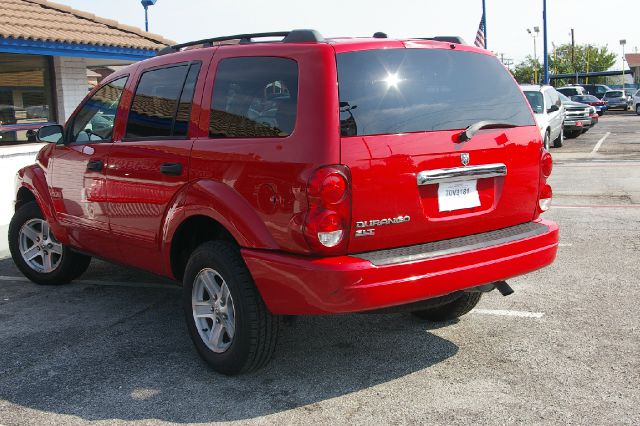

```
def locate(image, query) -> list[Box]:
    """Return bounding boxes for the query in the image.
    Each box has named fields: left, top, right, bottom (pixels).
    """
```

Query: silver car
left=521, top=85, right=566, bottom=149
left=603, top=90, right=629, bottom=111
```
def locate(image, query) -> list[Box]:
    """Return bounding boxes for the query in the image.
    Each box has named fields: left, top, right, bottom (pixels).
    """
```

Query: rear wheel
left=8, top=201, right=91, bottom=285
left=553, top=127, right=564, bottom=148
left=636, top=104, right=640, bottom=115
left=411, top=293, right=482, bottom=321
left=182, top=241, right=279, bottom=375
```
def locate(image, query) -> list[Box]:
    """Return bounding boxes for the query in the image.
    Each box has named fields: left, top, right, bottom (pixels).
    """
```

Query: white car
left=633, top=89, right=640, bottom=115
left=556, top=85, right=586, bottom=97
left=521, top=85, right=566, bottom=149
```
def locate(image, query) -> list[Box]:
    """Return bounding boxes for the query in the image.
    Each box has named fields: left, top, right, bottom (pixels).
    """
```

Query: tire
left=8, top=201, right=91, bottom=285
left=182, top=241, right=279, bottom=375
left=411, top=293, right=482, bottom=322
left=553, top=127, right=564, bottom=148
left=636, top=104, right=640, bottom=115
left=543, top=130, right=550, bottom=151
left=565, top=130, right=581, bottom=139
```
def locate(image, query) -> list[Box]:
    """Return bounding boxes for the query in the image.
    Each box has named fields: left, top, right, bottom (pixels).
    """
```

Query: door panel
left=49, top=76, right=128, bottom=256
left=106, top=54, right=211, bottom=275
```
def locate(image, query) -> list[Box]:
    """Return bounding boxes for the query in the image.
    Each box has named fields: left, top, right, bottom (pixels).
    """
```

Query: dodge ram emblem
left=461, top=153, right=470, bottom=166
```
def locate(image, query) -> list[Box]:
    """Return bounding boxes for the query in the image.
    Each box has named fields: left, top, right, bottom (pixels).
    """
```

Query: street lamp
left=620, top=39, right=627, bottom=89
left=141, top=0, right=157, bottom=32
left=527, top=26, right=540, bottom=83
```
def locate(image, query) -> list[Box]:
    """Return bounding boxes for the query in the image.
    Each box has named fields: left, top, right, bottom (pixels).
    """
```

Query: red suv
left=9, top=30, right=558, bottom=375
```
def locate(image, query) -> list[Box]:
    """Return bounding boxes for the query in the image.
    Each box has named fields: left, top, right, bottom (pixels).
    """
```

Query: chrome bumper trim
left=417, top=163, right=507, bottom=185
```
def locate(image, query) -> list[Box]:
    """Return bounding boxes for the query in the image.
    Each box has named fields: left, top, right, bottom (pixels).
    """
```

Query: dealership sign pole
left=543, top=0, right=549, bottom=84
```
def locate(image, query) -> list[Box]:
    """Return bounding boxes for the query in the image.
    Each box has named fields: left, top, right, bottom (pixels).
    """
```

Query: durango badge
left=355, top=215, right=411, bottom=237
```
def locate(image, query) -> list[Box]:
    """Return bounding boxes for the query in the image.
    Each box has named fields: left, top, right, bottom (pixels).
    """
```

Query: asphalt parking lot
left=1, top=111, right=639, bottom=425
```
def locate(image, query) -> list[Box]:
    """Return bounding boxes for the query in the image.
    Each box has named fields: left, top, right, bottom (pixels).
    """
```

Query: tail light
left=536, top=150, right=553, bottom=216
left=304, top=165, right=351, bottom=254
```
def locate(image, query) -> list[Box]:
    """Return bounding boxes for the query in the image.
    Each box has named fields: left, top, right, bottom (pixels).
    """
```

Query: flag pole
left=482, top=0, right=487, bottom=49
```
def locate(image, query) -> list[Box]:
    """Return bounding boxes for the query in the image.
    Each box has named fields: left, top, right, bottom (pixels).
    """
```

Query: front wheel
left=412, top=293, right=482, bottom=322
left=182, top=241, right=279, bottom=375
left=543, top=131, right=550, bottom=151
left=8, top=201, right=91, bottom=285
left=636, top=104, right=640, bottom=115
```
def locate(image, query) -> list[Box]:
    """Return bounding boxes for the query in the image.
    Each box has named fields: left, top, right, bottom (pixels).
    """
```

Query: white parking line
left=558, top=243, right=573, bottom=247
left=0, top=275, right=178, bottom=290
left=589, top=132, right=611, bottom=156
left=472, top=309, right=544, bottom=319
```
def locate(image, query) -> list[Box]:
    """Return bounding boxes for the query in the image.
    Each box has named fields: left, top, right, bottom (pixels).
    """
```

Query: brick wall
left=53, top=56, right=89, bottom=124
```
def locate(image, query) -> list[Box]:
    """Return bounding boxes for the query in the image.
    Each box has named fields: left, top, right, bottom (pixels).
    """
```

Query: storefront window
left=0, top=53, right=55, bottom=145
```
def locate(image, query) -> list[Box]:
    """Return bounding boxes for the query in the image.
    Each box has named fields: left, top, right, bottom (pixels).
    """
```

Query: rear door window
left=209, top=57, right=298, bottom=138
left=336, top=49, right=534, bottom=137
left=125, top=62, right=201, bottom=139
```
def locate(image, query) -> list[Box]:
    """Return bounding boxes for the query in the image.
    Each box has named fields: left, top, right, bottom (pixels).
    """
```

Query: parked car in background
left=623, top=89, right=635, bottom=109
left=633, top=89, right=640, bottom=115
left=521, top=84, right=565, bottom=148
left=0, top=122, right=56, bottom=146
left=557, top=91, right=592, bottom=138
left=570, top=94, right=608, bottom=115
left=581, top=84, right=612, bottom=99
left=9, top=30, right=559, bottom=375
left=603, top=90, right=629, bottom=110
left=588, top=106, right=599, bottom=128
left=557, top=85, right=586, bottom=97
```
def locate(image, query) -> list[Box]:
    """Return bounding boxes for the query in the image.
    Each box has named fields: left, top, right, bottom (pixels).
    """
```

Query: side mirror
left=37, top=124, right=64, bottom=144
left=547, top=104, right=559, bottom=113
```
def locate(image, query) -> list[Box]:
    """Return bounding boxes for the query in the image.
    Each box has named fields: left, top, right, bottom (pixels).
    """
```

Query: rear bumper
left=242, top=219, right=559, bottom=315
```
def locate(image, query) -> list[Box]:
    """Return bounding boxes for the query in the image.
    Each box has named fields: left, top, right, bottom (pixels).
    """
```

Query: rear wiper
left=457, top=121, right=517, bottom=143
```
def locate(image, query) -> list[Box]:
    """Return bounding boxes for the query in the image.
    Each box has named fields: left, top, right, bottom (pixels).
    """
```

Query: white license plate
left=437, top=180, right=481, bottom=212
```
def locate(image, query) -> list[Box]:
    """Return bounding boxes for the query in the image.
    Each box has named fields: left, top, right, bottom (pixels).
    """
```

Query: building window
left=0, top=53, right=55, bottom=146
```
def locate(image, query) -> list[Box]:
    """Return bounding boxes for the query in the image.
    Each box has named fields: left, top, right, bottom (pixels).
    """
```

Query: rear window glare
left=337, top=49, right=534, bottom=137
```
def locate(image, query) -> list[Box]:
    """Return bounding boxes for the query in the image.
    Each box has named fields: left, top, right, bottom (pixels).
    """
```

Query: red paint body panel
left=243, top=219, right=558, bottom=314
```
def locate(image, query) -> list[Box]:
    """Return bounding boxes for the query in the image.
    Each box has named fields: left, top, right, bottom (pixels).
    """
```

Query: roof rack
left=157, top=29, right=324, bottom=56
left=419, top=36, right=466, bottom=45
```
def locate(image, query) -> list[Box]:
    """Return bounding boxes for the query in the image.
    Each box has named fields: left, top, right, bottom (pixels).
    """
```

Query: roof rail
left=419, top=36, right=466, bottom=45
left=157, top=29, right=324, bottom=56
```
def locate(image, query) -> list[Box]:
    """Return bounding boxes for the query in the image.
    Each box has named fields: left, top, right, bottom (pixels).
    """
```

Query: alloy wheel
left=18, top=218, right=63, bottom=273
left=192, top=268, right=236, bottom=353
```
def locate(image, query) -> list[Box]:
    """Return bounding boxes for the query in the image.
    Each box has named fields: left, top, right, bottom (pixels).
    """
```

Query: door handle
left=160, top=163, right=183, bottom=176
left=86, top=160, right=104, bottom=171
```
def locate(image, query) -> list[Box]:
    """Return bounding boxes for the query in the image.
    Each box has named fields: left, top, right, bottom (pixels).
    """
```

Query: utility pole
left=527, top=27, right=540, bottom=83
left=482, top=0, right=487, bottom=49
left=543, top=0, right=549, bottom=84
left=620, top=39, right=627, bottom=88
left=571, top=29, right=577, bottom=84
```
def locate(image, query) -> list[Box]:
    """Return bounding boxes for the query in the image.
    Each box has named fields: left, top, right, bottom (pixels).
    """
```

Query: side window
left=209, top=57, right=298, bottom=138
left=71, top=76, right=128, bottom=143
left=125, top=62, right=201, bottom=139
left=543, top=91, right=552, bottom=111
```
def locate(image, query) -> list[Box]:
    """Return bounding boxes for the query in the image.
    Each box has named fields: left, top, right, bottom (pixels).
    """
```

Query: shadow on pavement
left=0, top=257, right=458, bottom=423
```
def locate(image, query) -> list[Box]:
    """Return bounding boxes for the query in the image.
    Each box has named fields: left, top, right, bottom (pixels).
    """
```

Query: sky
left=55, top=0, right=639, bottom=69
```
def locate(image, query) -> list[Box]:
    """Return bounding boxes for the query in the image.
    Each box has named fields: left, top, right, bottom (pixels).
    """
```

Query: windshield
left=523, top=91, right=544, bottom=114
left=605, top=91, right=624, bottom=98
left=557, top=92, right=571, bottom=103
left=336, top=49, right=534, bottom=136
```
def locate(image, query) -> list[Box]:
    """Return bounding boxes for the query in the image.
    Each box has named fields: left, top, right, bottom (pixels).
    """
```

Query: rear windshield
left=337, top=49, right=534, bottom=136
left=605, top=91, right=624, bottom=98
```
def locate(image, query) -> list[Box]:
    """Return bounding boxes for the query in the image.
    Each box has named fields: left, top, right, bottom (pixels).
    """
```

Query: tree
left=511, top=43, right=617, bottom=86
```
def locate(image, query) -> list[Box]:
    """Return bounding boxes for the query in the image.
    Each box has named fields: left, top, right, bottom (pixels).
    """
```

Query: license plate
left=438, top=180, right=481, bottom=212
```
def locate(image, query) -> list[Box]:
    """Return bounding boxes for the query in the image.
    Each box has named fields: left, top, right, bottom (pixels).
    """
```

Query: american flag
left=474, top=14, right=486, bottom=48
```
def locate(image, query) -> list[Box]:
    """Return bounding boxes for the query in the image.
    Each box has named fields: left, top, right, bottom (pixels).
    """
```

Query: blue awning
left=0, top=37, right=157, bottom=61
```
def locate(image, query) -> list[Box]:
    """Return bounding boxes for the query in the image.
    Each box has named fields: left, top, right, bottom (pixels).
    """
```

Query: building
left=0, top=0, right=172, bottom=257
left=625, top=53, right=640, bottom=85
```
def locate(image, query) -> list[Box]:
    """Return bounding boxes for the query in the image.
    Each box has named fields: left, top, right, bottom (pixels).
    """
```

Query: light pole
left=527, top=27, right=540, bottom=84
left=141, top=0, right=157, bottom=32
left=543, top=0, right=549, bottom=84
left=620, top=39, right=627, bottom=89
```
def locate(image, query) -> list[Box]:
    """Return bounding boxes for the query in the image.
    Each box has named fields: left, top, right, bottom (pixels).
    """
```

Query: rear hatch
left=337, top=46, right=542, bottom=253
